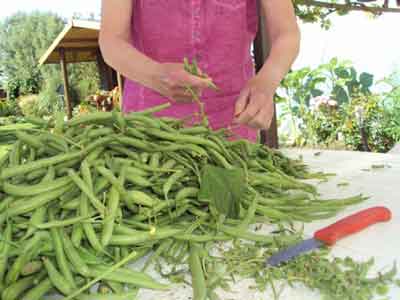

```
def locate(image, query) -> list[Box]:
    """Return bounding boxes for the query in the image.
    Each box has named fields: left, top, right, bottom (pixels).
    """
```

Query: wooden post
left=59, top=48, right=72, bottom=119
left=253, top=0, right=279, bottom=149
left=96, top=49, right=114, bottom=91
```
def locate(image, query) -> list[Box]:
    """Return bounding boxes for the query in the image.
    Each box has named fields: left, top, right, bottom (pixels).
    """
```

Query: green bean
left=94, top=176, right=111, bottom=194
left=124, top=171, right=152, bottom=187
left=15, top=131, right=44, bottom=150
left=81, top=159, right=93, bottom=190
left=68, top=111, right=113, bottom=126
left=135, top=102, right=171, bottom=115
left=3, top=176, right=71, bottom=197
left=120, top=220, right=152, bottom=230
left=40, top=166, right=56, bottom=183
left=115, top=136, right=153, bottom=151
left=71, top=223, right=84, bottom=247
left=61, top=198, right=80, bottom=210
left=79, top=194, right=104, bottom=254
left=25, top=168, right=47, bottom=181
left=189, top=243, right=207, bottom=300
left=0, top=196, right=14, bottom=213
left=110, top=227, right=182, bottom=246
left=175, top=234, right=230, bottom=243
left=0, top=150, right=10, bottom=169
left=42, top=257, right=74, bottom=295
left=175, top=187, right=199, bottom=201
left=61, top=230, right=90, bottom=277
left=21, top=261, right=43, bottom=276
left=124, top=190, right=157, bottom=207
left=2, top=271, right=46, bottom=300
left=59, top=185, right=80, bottom=203
left=102, top=186, right=120, bottom=247
left=0, top=223, right=12, bottom=282
left=125, top=127, right=147, bottom=139
left=108, top=145, right=140, bottom=161
left=149, top=152, right=162, bottom=168
left=0, top=150, right=83, bottom=180
left=140, top=152, right=150, bottom=164
left=179, top=126, right=209, bottom=135
left=41, top=132, right=69, bottom=151
left=6, top=232, right=48, bottom=284
left=49, top=211, right=75, bottom=287
left=163, top=170, right=187, bottom=200
left=127, top=114, right=162, bottom=129
left=68, top=169, right=106, bottom=215
left=37, top=214, right=94, bottom=229
left=87, top=127, right=114, bottom=139
left=95, top=165, right=124, bottom=193
left=85, top=136, right=114, bottom=153
left=143, top=239, right=174, bottom=271
left=145, top=127, right=220, bottom=151
left=4, top=184, right=72, bottom=217
left=9, top=140, right=21, bottom=166
left=86, top=146, right=105, bottom=163
left=208, top=148, right=233, bottom=169
left=89, top=265, right=168, bottom=290
left=160, top=159, right=177, bottom=170
left=21, top=277, right=53, bottom=300
left=24, top=116, right=49, bottom=127
left=20, top=206, right=46, bottom=240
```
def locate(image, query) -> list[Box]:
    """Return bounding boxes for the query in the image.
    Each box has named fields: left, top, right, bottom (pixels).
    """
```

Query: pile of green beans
left=0, top=104, right=366, bottom=300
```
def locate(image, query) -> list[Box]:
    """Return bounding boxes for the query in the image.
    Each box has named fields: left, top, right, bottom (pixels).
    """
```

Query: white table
left=139, top=149, right=400, bottom=300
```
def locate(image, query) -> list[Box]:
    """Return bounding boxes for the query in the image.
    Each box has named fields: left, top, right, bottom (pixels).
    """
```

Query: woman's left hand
left=234, top=77, right=275, bottom=130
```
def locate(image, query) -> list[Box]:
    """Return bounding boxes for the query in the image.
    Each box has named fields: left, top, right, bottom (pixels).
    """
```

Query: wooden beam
left=62, top=38, right=99, bottom=43
left=59, top=48, right=73, bottom=119
left=254, top=1, right=279, bottom=149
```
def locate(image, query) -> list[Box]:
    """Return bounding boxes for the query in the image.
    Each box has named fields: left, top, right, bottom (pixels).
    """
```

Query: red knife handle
left=314, top=206, right=391, bottom=246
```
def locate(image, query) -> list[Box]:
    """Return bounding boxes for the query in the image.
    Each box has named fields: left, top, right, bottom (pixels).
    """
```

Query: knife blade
left=267, top=206, right=391, bottom=266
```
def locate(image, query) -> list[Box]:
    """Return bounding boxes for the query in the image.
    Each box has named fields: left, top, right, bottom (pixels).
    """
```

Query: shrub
left=18, top=94, right=39, bottom=116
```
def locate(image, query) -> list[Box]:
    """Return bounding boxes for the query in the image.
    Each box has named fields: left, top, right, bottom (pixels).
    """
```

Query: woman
left=99, top=0, right=300, bottom=142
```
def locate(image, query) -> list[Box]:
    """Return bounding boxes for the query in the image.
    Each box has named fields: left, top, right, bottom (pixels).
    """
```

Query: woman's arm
left=235, top=0, right=300, bottom=129
left=99, top=0, right=159, bottom=90
left=99, top=0, right=212, bottom=102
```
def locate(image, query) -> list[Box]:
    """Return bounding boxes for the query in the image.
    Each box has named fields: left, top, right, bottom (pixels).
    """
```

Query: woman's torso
left=123, top=0, right=259, bottom=140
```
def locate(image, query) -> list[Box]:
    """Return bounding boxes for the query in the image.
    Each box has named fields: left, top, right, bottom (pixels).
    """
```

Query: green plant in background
left=277, top=58, right=400, bottom=152
left=0, top=100, right=20, bottom=117
left=0, top=12, right=64, bottom=98
left=36, top=76, right=65, bottom=116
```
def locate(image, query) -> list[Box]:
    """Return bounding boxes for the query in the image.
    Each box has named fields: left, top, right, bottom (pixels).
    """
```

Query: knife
left=267, top=206, right=392, bottom=266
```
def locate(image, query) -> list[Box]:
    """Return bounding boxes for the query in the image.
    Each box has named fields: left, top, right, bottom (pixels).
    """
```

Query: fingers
left=247, top=109, right=273, bottom=129
left=235, top=92, right=275, bottom=129
left=234, top=88, right=250, bottom=117
left=184, top=74, right=214, bottom=89
left=235, top=93, right=261, bottom=125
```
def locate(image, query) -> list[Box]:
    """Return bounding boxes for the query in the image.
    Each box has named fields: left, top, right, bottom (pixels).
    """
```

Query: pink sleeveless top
left=123, top=0, right=259, bottom=141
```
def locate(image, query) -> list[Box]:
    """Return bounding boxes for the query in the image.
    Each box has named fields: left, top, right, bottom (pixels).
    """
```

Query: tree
left=293, top=0, right=400, bottom=28
left=0, top=12, right=64, bottom=98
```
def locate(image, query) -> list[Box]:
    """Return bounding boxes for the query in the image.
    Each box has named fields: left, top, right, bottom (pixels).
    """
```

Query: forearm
left=99, top=35, right=160, bottom=89
left=257, top=30, right=300, bottom=94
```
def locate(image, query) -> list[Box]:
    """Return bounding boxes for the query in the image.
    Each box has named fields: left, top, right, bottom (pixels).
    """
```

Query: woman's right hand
left=152, top=63, right=214, bottom=103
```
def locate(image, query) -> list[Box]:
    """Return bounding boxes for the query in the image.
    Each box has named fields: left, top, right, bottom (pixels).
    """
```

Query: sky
left=0, top=1, right=399, bottom=80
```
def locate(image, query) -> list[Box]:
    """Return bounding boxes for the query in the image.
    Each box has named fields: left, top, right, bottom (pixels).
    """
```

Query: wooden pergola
left=39, top=19, right=123, bottom=120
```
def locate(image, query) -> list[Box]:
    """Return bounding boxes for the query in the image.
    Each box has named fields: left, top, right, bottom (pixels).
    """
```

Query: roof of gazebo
left=39, top=19, right=100, bottom=65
